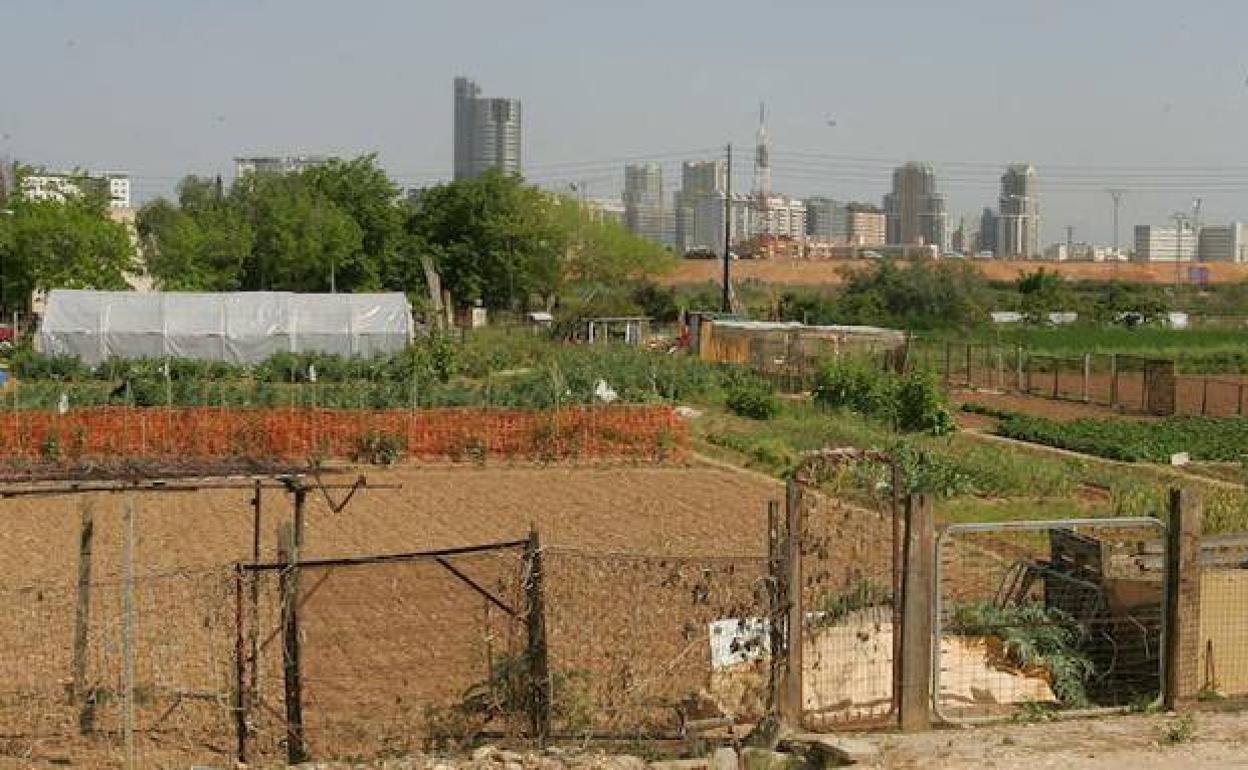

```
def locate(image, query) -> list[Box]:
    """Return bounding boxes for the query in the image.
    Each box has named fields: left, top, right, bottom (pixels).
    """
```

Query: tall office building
left=623, top=163, right=666, bottom=244
left=978, top=207, right=999, bottom=255
left=846, top=204, right=886, bottom=247
left=805, top=197, right=849, bottom=241
left=882, top=162, right=948, bottom=251
left=997, top=164, right=1040, bottom=258
left=453, top=77, right=522, bottom=180
left=675, top=160, right=727, bottom=253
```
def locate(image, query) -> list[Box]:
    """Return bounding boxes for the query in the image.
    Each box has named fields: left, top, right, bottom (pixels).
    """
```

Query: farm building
left=695, top=318, right=906, bottom=373
left=36, top=289, right=415, bottom=365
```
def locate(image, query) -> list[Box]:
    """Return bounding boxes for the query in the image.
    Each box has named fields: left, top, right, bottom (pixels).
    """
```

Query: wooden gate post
left=899, top=494, right=934, bottom=732
left=72, top=499, right=94, bottom=734
left=524, top=528, right=552, bottom=746
left=1164, top=488, right=1203, bottom=709
left=779, top=478, right=804, bottom=723
left=278, top=518, right=307, bottom=764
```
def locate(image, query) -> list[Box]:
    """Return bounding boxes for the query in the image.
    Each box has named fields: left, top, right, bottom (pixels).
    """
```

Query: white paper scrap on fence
left=708, top=618, right=770, bottom=669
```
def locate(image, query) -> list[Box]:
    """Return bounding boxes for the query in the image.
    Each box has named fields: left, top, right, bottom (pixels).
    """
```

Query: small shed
left=37, top=289, right=415, bottom=365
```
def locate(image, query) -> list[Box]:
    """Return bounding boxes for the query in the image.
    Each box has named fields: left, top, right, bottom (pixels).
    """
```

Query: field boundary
left=0, top=405, right=689, bottom=464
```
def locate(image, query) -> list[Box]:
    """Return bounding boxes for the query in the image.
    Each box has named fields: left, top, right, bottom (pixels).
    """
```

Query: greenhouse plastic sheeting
left=37, top=290, right=415, bottom=365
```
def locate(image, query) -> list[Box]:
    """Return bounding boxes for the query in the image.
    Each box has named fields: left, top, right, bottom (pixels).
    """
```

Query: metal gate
left=934, top=518, right=1166, bottom=724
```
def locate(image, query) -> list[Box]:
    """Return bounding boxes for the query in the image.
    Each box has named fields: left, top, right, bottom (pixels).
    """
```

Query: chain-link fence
left=935, top=518, right=1166, bottom=724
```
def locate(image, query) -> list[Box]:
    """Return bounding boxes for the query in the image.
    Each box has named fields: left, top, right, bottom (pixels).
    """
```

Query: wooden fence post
left=1015, top=345, right=1024, bottom=392
left=233, top=564, right=248, bottom=765
left=779, top=478, right=804, bottom=723
left=942, top=342, right=951, bottom=388
left=1165, top=488, right=1203, bottom=710
left=964, top=343, right=973, bottom=388
left=1052, top=359, right=1061, bottom=400
left=1110, top=354, right=1119, bottom=408
left=278, top=520, right=307, bottom=764
left=766, top=500, right=784, bottom=715
left=1239, top=383, right=1245, bottom=417
left=72, top=499, right=94, bottom=734
left=1082, top=353, right=1091, bottom=403
left=1201, top=379, right=1210, bottom=417
left=524, top=528, right=551, bottom=746
left=899, top=494, right=934, bottom=732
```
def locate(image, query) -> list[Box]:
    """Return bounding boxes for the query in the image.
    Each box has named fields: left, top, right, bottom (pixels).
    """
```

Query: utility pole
left=1107, top=188, right=1126, bottom=269
left=722, top=143, right=733, bottom=313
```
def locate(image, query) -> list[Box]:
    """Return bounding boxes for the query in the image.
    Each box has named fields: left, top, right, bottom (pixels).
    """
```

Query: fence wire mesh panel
left=799, top=492, right=898, bottom=729
left=245, top=545, right=530, bottom=763
left=1194, top=536, right=1248, bottom=701
left=542, top=548, right=769, bottom=738
left=935, top=518, right=1166, bottom=724
left=0, top=569, right=237, bottom=769
left=1175, top=376, right=1248, bottom=417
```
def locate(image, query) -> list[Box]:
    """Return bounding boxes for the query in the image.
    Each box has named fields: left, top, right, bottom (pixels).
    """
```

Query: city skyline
left=9, top=1, right=1248, bottom=245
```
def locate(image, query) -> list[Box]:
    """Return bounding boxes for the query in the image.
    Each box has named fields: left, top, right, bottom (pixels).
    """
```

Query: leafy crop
left=996, top=413, right=1248, bottom=463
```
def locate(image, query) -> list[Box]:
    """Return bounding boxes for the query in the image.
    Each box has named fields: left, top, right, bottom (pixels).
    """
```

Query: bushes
left=725, top=379, right=780, bottom=420
left=813, top=359, right=954, bottom=435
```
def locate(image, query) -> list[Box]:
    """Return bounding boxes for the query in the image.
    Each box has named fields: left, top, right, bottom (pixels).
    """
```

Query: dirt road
left=859, top=710, right=1248, bottom=769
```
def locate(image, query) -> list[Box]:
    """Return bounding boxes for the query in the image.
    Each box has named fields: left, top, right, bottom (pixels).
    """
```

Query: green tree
left=409, top=171, right=564, bottom=310
left=301, top=155, right=406, bottom=291
left=237, top=173, right=363, bottom=291
left=0, top=193, right=135, bottom=310
left=138, top=177, right=251, bottom=290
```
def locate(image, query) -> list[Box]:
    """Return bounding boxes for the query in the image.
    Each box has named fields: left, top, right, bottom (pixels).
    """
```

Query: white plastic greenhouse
left=37, top=290, right=415, bottom=365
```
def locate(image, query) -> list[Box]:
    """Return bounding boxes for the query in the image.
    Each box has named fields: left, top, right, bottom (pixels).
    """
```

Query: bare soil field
left=662, top=258, right=1248, bottom=287
left=0, top=461, right=787, bottom=768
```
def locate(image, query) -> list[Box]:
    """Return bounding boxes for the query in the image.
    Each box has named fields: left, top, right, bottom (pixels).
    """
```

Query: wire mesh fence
left=798, top=490, right=898, bottom=729
left=934, top=519, right=1166, bottom=724
left=242, top=542, right=532, bottom=764
left=0, top=568, right=236, bottom=769
left=542, top=547, right=771, bottom=737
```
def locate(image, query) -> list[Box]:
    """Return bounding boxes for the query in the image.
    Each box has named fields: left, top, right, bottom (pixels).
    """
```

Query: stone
left=710, top=746, right=739, bottom=770
left=472, top=747, right=500, bottom=763
left=739, top=748, right=805, bottom=770
left=779, top=734, right=881, bottom=767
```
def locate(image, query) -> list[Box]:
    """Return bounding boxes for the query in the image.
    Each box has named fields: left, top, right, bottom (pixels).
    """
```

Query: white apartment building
left=234, top=155, right=332, bottom=177
left=21, top=172, right=131, bottom=209
left=752, top=195, right=807, bottom=239
left=1133, top=224, right=1197, bottom=262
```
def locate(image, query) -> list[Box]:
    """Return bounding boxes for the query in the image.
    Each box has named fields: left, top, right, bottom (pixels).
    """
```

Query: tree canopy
left=0, top=178, right=136, bottom=310
left=138, top=158, right=672, bottom=314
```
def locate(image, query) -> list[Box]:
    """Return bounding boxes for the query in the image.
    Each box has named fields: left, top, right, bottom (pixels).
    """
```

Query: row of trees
left=0, top=157, right=672, bottom=316
left=136, top=156, right=673, bottom=311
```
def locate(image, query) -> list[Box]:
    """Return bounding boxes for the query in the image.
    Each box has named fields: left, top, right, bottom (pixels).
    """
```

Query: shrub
left=725, top=381, right=780, bottom=420
left=813, top=359, right=954, bottom=435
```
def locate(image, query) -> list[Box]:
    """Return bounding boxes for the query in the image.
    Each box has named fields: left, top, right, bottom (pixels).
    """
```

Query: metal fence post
left=899, top=494, right=933, bottom=732
left=524, top=528, right=551, bottom=746
left=1165, top=488, right=1203, bottom=709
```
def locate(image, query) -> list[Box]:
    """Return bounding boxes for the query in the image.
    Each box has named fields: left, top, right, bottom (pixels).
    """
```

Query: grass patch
left=997, top=413, right=1248, bottom=463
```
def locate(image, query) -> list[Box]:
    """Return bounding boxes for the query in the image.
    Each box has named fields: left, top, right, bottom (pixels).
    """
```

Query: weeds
left=1161, top=713, right=1197, bottom=745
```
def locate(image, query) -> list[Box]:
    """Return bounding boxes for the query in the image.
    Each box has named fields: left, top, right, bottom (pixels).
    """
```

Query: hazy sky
left=8, top=0, right=1248, bottom=245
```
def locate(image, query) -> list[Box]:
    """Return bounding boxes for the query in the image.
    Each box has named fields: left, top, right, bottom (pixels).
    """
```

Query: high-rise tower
left=453, top=76, right=522, bottom=180
left=752, top=102, right=771, bottom=198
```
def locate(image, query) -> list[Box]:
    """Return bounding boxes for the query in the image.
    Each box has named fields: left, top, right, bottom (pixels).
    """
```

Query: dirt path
left=854, top=710, right=1248, bottom=769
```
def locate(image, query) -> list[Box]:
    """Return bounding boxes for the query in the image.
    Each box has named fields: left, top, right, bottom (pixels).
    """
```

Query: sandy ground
left=856, top=709, right=1248, bottom=769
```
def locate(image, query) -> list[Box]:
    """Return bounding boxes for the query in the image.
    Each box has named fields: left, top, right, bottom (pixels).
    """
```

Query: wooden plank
left=899, top=494, right=933, bottom=732
left=780, top=479, right=804, bottom=723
